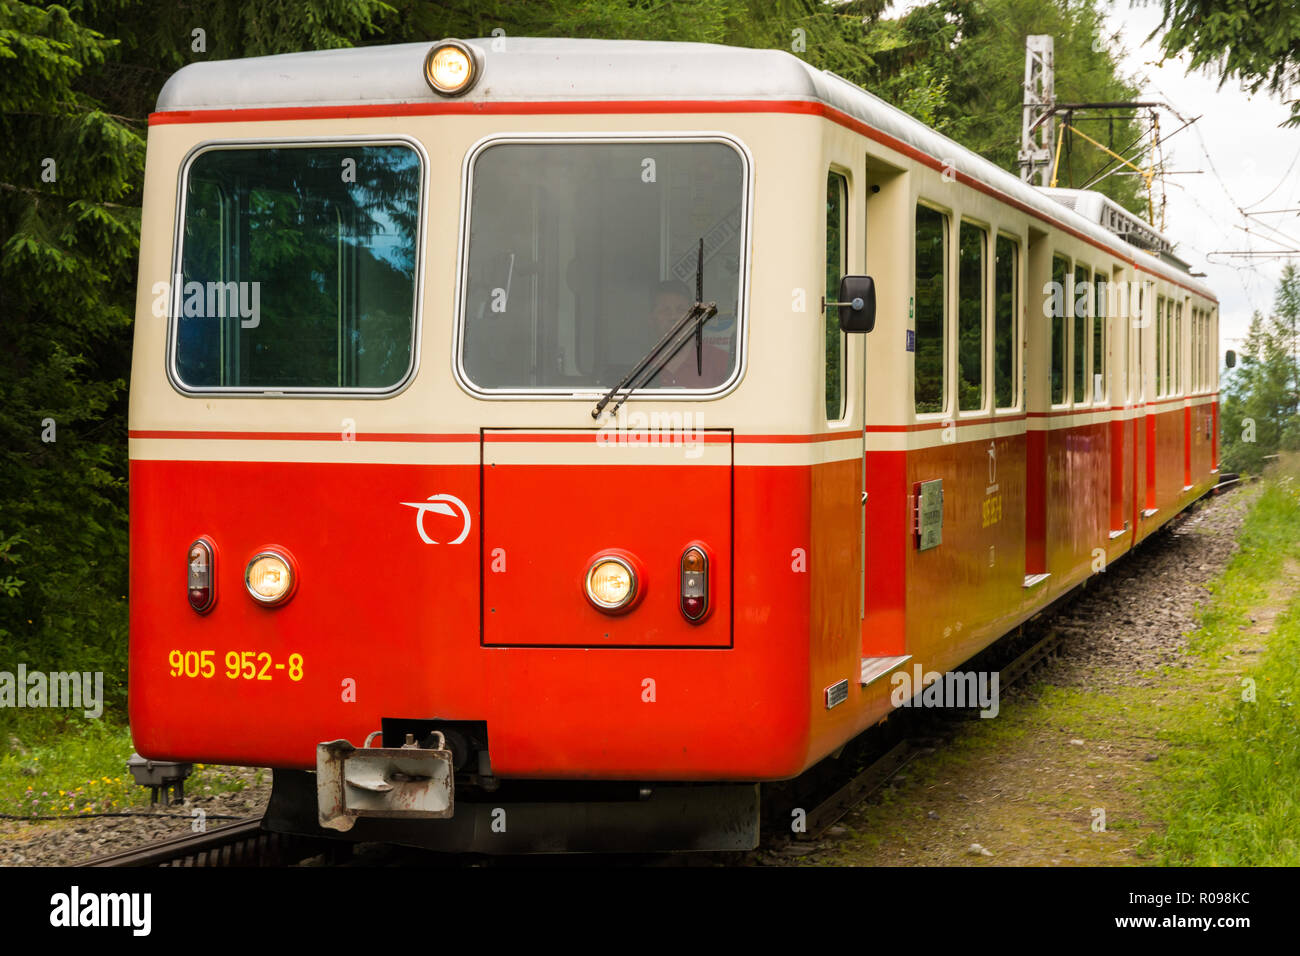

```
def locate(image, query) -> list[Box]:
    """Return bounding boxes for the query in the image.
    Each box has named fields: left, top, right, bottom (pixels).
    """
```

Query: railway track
left=81, top=817, right=331, bottom=867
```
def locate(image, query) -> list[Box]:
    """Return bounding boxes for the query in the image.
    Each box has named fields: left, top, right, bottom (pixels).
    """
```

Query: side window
left=1206, top=312, right=1216, bottom=390
left=1050, top=254, right=1069, bottom=405
left=825, top=172, right=847, bottom=421
left=1127, top=283, right=1137, bottom=402
left=994, top=235, right=1019, bottom=409
left=957, top=222, right=986, bottom=411
left=914, top=205, right=948, bottom=414
left=1200, top=309, right=1207, bottom=390
left=1093, top=272, right=1107, bottom=404
left=1198, top=309, right=1205, bottom=390
left=1156, top=296, right=1165, bottom=397
left=1202, top=309, right=1208, bottom=390
left=1175, top=302, right=1183, bottom=395
left=1073, top=264, right=1090, bottom=405
left=1136, top=286, right=1145, bottom=402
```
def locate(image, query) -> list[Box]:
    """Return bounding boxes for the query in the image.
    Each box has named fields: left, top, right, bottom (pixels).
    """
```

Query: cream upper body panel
left=130, top=37, right=1217, bottom=464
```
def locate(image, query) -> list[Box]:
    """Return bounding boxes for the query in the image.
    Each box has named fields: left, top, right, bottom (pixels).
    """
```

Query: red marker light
left=680, top=546, right=709, bottom=623
left=187, top=538, right=215, bottom=613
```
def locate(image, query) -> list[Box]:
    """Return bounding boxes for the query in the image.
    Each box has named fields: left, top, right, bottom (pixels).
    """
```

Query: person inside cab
left=644, top=279, right=732, bottom=388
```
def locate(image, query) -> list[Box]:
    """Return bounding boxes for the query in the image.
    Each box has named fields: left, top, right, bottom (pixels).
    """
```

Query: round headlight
left=246, top=551, right=295, bottom=606
left=585, top=556, right=637, bottom=612
left=424, top=40, right=478, bottom=96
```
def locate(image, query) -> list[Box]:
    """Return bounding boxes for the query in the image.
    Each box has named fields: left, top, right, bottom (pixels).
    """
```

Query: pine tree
left=0, top=0, right=397, bottom=728
left=1158, top=0, right=1300, bottom=127
left=0, top=1, right=143, bottom=718
left=1220, top=266, right=1300, bottom=473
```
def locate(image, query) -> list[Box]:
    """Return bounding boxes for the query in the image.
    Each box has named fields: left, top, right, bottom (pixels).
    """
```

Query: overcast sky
left=890, top=0, right=1298, bottom=349
left=1097, top=0, right=1297, bottom=348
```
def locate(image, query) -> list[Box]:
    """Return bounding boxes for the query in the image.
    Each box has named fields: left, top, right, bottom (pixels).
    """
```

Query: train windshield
left=459, top=140, right=745, bottom=393
left=172, top=143, right=421, bottom=392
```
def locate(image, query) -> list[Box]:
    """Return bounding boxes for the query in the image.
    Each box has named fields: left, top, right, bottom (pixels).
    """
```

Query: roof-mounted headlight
left=424, top=39, right=480, bottom=97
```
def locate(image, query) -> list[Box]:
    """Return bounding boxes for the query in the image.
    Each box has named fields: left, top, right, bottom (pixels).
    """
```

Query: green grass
left=2, top=722, right=141, bottom=817
left=1141, top=467, right=1300, bottom=865
left=1, top=721, right=252, bottom=819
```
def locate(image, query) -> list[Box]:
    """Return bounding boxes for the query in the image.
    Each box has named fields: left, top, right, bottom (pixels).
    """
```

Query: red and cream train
left=128, top=38, right=1220, bottom=851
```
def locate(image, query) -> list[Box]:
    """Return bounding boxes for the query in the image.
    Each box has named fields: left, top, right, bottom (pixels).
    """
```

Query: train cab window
left=993, top=235, right=1019, bottom=409
left=1072, top=264, right=1090, bottom=405
left=957, top=222, right=986, bottom=412
left=914, top=204, right=948, bottom=414
left=1050, top=255, right=1069, bottom=405
left=1093, top=272, right=1107, bottom=403
left=459, top=139, right=745, bottom=394
left=173, top=143, right=421, bottom=391
left=825, top=172, right=847, bottom=421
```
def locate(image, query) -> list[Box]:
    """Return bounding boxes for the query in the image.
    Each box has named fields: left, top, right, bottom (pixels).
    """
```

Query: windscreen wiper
left=591, top=239, right=716, bottom=420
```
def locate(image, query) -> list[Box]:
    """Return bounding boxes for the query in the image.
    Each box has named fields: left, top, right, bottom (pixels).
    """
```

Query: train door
left=1206, top=310, right=1216, bottom=470
left=813, top=164, right=866, bottom=677
left=1181, top=297, right=1193, bottom=490
left=1023, top=227, right=1051, bottom=588
left=1131, top=282, right=1148, bottom=533
left=1144, top=293, right=1160, bottom=521
left=1107, top=265, right=1127, bottom=540
left=860, top=157, right=907, bottom=662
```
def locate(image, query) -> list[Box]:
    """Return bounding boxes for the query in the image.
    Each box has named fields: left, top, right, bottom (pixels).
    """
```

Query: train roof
left=156, top=37, right=1215, bottom=301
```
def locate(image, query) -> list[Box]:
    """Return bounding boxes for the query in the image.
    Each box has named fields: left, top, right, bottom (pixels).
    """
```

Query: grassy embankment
left=1143, top=460, right=1300, bottom=864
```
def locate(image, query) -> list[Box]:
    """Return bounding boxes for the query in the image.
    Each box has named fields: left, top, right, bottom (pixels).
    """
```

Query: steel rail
left=81, top=817, right=322, bottom=867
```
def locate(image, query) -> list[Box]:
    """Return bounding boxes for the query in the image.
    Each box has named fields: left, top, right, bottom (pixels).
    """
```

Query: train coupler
left=316, top=731, right=454, bottom=832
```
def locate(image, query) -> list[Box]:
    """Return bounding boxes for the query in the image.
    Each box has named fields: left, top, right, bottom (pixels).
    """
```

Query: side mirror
left=836, top=275, right=876, bottom=333
left=1225, top=349, right=1236, bottom=368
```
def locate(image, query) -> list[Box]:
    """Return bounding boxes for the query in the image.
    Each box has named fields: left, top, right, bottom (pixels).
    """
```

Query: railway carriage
left=128, top=37, right=1220, bottom=851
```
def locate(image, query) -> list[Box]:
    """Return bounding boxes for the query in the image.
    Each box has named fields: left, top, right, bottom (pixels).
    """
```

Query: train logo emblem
left=400, top=493, right=471, bottom=545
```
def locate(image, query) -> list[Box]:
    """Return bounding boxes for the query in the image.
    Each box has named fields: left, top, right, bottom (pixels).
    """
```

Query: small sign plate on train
left=915, top=479, right=944, bottom=551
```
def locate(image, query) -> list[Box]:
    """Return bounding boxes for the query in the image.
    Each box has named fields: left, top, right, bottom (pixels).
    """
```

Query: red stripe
left=150, top=96, right=1217, bottom=302
left=732, top=432, right=853, bottom=443
left=132, top=401, right=1216, bottom=443
left=484, top=431, right=731, bottom=443
left=147, top=98, right=829, bottom=126
left=128, top=429, right=477, bottom=442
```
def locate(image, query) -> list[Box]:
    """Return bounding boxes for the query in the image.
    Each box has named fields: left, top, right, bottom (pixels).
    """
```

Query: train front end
left=127, top=40, right=849, bottom=851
